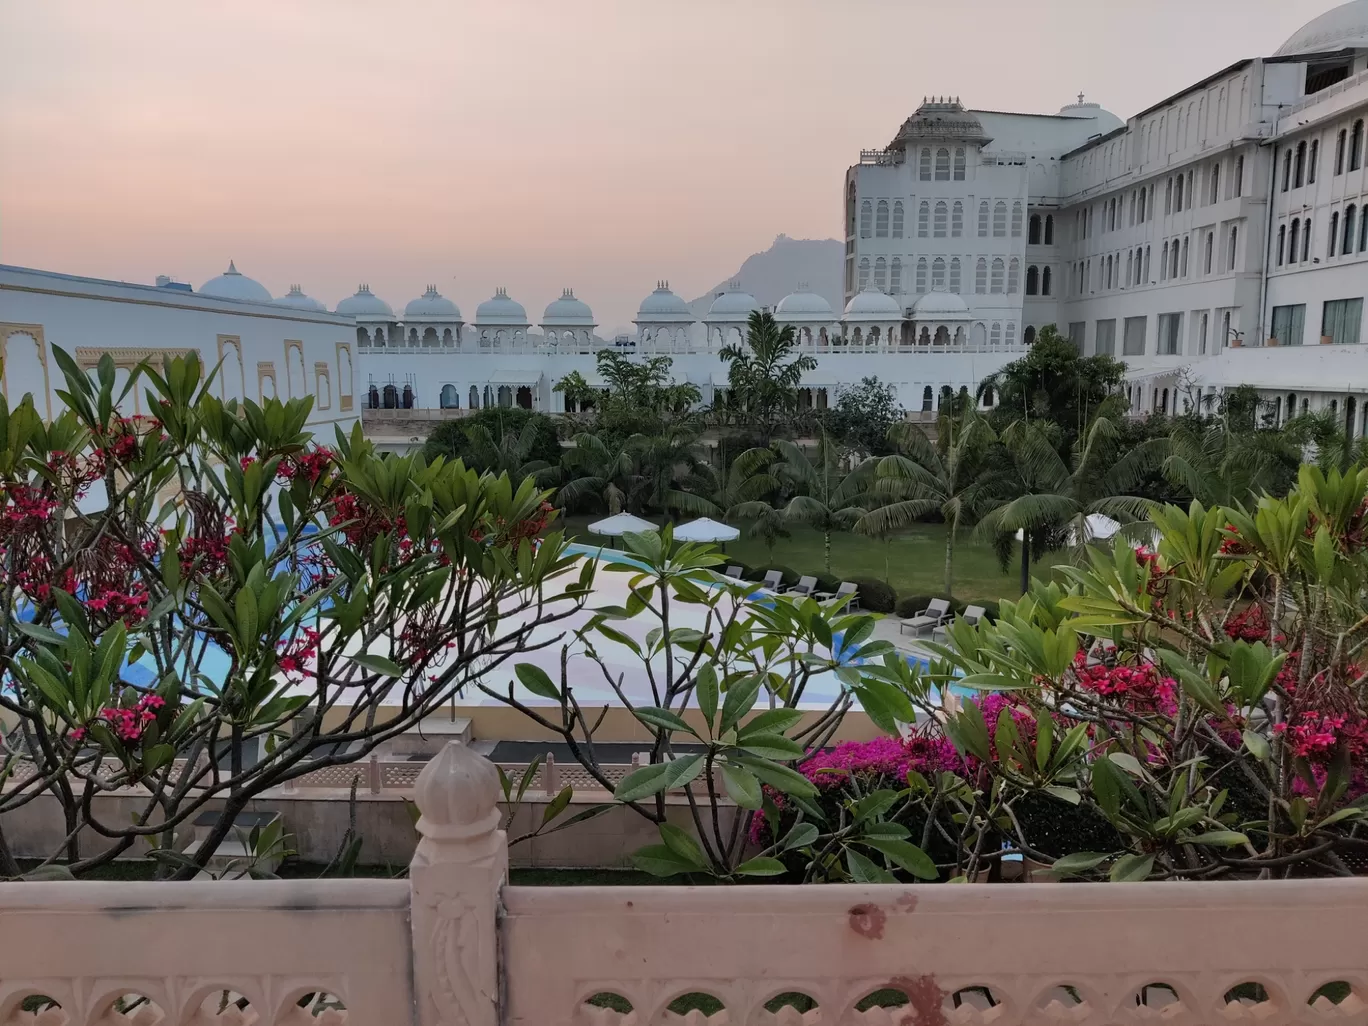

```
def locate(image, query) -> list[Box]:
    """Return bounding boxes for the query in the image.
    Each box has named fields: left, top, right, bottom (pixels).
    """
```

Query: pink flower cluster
left=276, top=627, right=321, bottom=677
left=801, top=731, right=957, bottom=790
left=70, top=694, right=165, bottom=745
left=1072, top=652, right=1176, bottom=711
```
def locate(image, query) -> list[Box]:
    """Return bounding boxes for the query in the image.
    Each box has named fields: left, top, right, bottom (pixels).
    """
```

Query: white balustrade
left=4, top=741, right=1368, bottom=1026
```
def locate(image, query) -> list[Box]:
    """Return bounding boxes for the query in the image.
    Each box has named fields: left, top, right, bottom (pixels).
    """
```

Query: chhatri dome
left=404, top=285, right=462, bottom=321
left=1056, top=96, right=1125, bottom=134
left=635, top=281, right=693, bottom=322
left=275, top=284, right=326, bottom=312
left=1275, top=0, right=1368, bottom=56
left=475, top=287, right=529, bottom=325
left=335, top=285, right=394, bottom=318
left=541, top=289, right=595, bottom=326
left=775, top=283, right=835, bottom=320
left=910, top=289, right=972, bottom=320
left=704, top=282, right=760, bottom=320
left=843, top=285, right=904, bottom=320
left=199, top=261, right=272, bottom=303
left=888, top=97, right=993, bottom=150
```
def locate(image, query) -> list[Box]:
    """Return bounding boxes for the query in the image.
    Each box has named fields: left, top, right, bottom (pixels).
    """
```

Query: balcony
left=5, top=741, right=1366, bottom=1026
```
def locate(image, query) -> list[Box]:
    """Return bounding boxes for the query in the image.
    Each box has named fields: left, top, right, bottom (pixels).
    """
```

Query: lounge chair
left=816, top=581, right=859, bottom=609
left=759, top=570, right=784, bottom=591
left=723, top=565, right=743, bottom=579
left=899, top=597, right=950, bottom=636
left=785, top=575, right=818, bottom=597
left=933, top=604, right=986, bottom=640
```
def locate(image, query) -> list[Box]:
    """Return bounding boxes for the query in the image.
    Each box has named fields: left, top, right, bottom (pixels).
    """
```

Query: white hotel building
left=4, top=2, right=1367, bottom=434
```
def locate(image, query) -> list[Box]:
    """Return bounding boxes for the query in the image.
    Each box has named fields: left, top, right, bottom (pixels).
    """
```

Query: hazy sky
left=0, top=0, right=1335, bottom=330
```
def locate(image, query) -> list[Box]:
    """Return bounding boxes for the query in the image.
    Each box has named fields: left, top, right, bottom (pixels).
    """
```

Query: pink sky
left=0, top=0, right=1331, bottom=330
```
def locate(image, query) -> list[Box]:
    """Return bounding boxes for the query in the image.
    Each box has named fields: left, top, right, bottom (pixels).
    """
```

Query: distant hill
left=688, top=234, right=843, bottom=317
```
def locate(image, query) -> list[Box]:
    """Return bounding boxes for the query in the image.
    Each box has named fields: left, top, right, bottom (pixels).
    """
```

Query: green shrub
left=421, top=408, right=563, bottom=469
left=815, top=573, right=843, bottom=595
left=750, top=564, right=800, bottom=586
left=851, top=577, right=897, bottom=613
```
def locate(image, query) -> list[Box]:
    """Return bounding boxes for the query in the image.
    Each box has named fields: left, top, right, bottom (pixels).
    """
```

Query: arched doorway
left=440, top=384, right=459, bottom=409
left=498, top=386, right=513, bottom=408
left=516, top=386, right=533, bottom=410
left=382, top=384, right=398, bottom=409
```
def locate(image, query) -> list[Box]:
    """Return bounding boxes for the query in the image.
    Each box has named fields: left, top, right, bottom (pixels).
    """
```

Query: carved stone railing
left=6, top=741, right=1368, bottom=1026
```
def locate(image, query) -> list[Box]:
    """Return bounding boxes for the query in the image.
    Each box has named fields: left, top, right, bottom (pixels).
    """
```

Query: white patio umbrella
left=587, top=513, right=659, bottom=537
left=672, top=517, right=741, bottom=543
left=1016, top=513, right=1122, bottom=546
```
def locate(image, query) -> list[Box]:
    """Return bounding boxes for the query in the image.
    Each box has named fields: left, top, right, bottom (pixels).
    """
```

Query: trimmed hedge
left=851, top=577, right=897, bottom=613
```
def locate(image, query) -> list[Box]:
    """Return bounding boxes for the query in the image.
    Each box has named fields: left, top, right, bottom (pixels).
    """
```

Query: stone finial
left=414, top=741, right=502, bottom=846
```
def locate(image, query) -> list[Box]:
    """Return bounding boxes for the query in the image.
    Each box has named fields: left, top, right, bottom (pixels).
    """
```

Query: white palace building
left=4, top=1, right=1368, bottom=433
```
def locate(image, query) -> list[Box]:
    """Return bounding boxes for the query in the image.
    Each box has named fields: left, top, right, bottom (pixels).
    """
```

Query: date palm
left=770, top=432, right=870, bottom=573
left=557, top=432, right=638, bottom=514
left=855, top=409, right=992, bottom=597
left=719, top=311, right=817, bottom=440
left=976, top=417, right=1163, bottom=593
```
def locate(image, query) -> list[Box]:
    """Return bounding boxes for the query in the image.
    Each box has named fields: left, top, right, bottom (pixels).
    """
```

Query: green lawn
left=560, top=516, right=1065, bottom=604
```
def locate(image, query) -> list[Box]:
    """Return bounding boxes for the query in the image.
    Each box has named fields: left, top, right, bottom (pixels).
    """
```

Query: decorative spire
left=1078, top=91, right=1085, bottom=105
left=227, top=260, right=239, bottom=274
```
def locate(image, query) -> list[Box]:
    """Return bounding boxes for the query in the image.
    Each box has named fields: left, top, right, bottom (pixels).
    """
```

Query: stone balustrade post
left=368, top=753, right=382, bottom=794
left=410, top=741, right=507, bottom=1026
left=542, top=752, right=557, bottom=796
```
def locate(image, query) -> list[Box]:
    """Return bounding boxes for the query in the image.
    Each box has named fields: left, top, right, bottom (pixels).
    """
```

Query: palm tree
left=557, top=432, right=639, bottom=514
left=854, top=410, right=993, bottom=597
left=705, top=446, right=786, bottom=560
left=976, top=417, right=1163, bottom=593
left=627, top=426, right=716, bottom=517
left=770, top=432, right=870, bottom=573
left=719, top=311, right=817, bottom=440
left=459, top=421, right=558, bottom=489
left=1160, top=418, right=1303, bottom=506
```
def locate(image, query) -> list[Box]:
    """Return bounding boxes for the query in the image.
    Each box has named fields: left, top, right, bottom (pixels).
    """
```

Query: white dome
left=475, top=287, right=529, bottom=326
left=1275, top=1, right=1368, bottom=55
left=199, top=261, right=272, bottom=303
left=404, top=285, right=462, bottom=321
left=335, top=284, right=394, bottom=318
left=635, top=281, right=694, bottom=323
left=541, top=288, right=595, bottom=326
left=704, top=285, right=760, bottom=321
left=275, top=284, right=327, bottom=312
left=1056, top=98, right=1125, bottom=135
left=910, top=289, right=972, bottom=320
left=843, top=285, right=904, bottom=320
left=775, top=284, right=834, bottom=321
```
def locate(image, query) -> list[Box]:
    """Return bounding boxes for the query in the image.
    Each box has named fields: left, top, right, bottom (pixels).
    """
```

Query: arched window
left=1042, top=266, right=1052, bottom=296
left=918, top=201, right=930, bottom=237
left=1161, top=241, right=1169, bottom=281
left=993, top=201, right=1007, bottom=237
left=890, top=257, right=902, bottom=293
left=1308, top=138, right=1319, bottom=184
left=1329, top=212, right=1340, bottom=258
left=1007, top=258, right=1020, bottom=294
left=1294, top=141, right=1306, bottom=188
left=1126, top=251, right=1134, bottom=285
left=1011, top=201, right=1023, bottom=237
left=1181, top=236, right=1189, bottom=277
left=1281, top=149, right=1293, bottom=192
left=858, top=257, right=870, bottom=290
left=1006, top=322, right=1017, bottom=346
left=1045, top=214, right=1055, bottom=244
left=1336, top=130, right=1348, bottom=174
left=1228, top=226, right=1238, bottom=271
left=978, top=201, right=990, bottom=237
left=440, top=384, right=459, bottom=409
left=916, top=257, right=928, bottom=293
left=991, top=258, right=1005, bottom=294
left=1028, top=215, right=1041, bottom=244
left=1344, top=204, right=1358, bottom=255
left=1288, top=218, right=1300, bottom=263
left=951, top=201, right=963, bottom=237
left=1165, top=177, right=1173, bottom=213
left=953, top=147, right=966, bottom=180
left=949, top=258, right=962, bottom=293
left=921, top=386, right=933, bottom=412
left=892, top=200, right=904, bottom=238
left=935, top=147, right=951, bottom=180
left=1303, top=218, right=1312, bottom=262
left=932, top=257, right=946, bottom=289
left=469, top=386, right=479, bottom=409
left=1277, top=224, right=1286, bottom=265
left=1351, top=119, right=1364, bottom=172
left=919, top=147, right=932, bottom=181
left=1170, top=241, right=1180, bottom=279
left=975, top=258, right=988, bottom=294
left=1023, top=326, right=1036, bottom=346
left=1105, top=255, right=1113, bottom=289
left=875, top=200, right=889, bottom=237
left=1175, top=173, right=1184, bottom=210
left=1209, top=162, right=1221, bottom=204
left=1143, top=245, right=1151, bottom=281
left=1361, top=208, right=1368, bottom=253
left=1204, top=231, right=1214, bottom=274
left=933, top=201, right=948, bottom=237
left=859, top=200, right=872, bottom=238
left=990, top=322, right=1002, bottom=347
left=1026, top=265, right=1040, bottom=295
left=874, top=256, right=888, bottom=290
left=1137, top=189, right=1146, bottom=222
